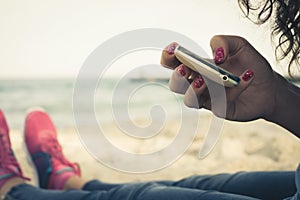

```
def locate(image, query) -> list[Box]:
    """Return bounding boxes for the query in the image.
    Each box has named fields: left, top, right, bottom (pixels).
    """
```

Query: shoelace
left=40, top=134, right=80, bottom=175
left=0, top=131, right=30, bottom=180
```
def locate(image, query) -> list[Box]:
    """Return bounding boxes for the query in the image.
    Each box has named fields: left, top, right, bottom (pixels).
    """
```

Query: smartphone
left=174, top=45, right=240, bottom=87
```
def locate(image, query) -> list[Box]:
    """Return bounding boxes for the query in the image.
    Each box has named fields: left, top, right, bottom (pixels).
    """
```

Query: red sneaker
left=24, top=110, right=80, bottom=190
left=0, top=110, right=29, bottom=188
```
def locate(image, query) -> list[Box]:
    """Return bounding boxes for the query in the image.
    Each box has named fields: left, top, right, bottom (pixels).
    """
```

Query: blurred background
left=1, top=0, right=300, bottom=183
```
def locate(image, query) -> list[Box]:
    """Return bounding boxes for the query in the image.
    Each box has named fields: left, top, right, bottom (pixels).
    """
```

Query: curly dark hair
left=238, top=0, right=300, bottom=76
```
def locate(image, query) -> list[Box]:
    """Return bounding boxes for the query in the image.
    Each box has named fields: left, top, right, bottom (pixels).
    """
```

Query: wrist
left=264, top=73, right=300, bottom=137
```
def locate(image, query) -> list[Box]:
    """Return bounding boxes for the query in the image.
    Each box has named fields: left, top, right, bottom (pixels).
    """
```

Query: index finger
left=160, top=42, right=181, bottom=70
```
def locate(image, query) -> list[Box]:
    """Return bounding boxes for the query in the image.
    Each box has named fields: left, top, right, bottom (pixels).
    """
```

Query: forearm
left=265, top=74, right=300, bottom=138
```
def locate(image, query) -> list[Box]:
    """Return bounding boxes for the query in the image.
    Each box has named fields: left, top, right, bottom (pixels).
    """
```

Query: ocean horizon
left=0, top=78, right=201, bottom=130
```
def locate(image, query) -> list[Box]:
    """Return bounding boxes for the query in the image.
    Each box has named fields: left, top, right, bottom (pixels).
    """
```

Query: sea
left=0, top=78, right=202, bottom=130
left=2, top=78, right=300, bottom=131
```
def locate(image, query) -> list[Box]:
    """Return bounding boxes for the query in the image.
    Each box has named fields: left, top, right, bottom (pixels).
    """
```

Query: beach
left=10, top=116, right=300, bottom=186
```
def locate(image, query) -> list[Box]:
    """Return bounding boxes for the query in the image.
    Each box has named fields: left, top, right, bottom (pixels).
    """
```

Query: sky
left=0, top=0, right=286, bottom=79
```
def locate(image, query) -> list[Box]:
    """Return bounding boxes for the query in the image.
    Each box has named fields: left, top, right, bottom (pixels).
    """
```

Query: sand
left=10, top=113, right=300, bottom=186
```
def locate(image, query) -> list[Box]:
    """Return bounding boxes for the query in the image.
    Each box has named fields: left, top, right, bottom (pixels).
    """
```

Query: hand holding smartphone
left=174, top=45, right=240, bottom=87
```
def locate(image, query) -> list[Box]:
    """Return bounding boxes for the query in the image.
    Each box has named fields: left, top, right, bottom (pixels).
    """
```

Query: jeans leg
left=83, top=180, right=260, bottom=200
left=5, top=181, right=263, bottom=200
left=84, top=181, right=259, bottom=200
left=136, top=183, right=259, bottom=200
left=286, top=164, right=300, bottom=200
left=83, top=180, right=124, bottom=191
left=4, top=183, right=109, bottom=200
left=5, top=183, right=156, bottom=200
left=165, top=171, right=296, bottom=200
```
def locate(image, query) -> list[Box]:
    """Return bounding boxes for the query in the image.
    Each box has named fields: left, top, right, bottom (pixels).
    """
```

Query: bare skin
left=0, top=178, right=24, bottom=198
left=63, top=176, right=87, bottom=190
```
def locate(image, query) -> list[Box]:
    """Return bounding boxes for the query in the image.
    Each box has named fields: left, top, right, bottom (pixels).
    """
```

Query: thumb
left=226, top=69, right=254, bottom=102
left=210, top=35, right=248, bottom=64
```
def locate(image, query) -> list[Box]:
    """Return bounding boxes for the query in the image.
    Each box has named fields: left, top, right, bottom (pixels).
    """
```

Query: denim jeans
left=4, top=170, right=297, bottom=200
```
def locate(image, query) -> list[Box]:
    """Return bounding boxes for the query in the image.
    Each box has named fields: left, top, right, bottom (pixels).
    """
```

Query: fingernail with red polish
left=165, top=42, right=177, bottom=55
left=194, top=75, right=204, bottom=88
left=214, top=47, right=224, bottom=63
left=242, top=69, right=254, bottom=81
left=177, top=65, right=186, bottom=76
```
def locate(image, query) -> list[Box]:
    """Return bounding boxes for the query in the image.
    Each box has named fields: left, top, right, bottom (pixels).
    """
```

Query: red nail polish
left=193, top=75, right=204, bottom=88
left=177, top=65, right=186, bottom=76
left=214, top=47, right=224, bottom=63
left=165, top=42, right=177, bottom=55
left=242, top=69, right=254, bottom=81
